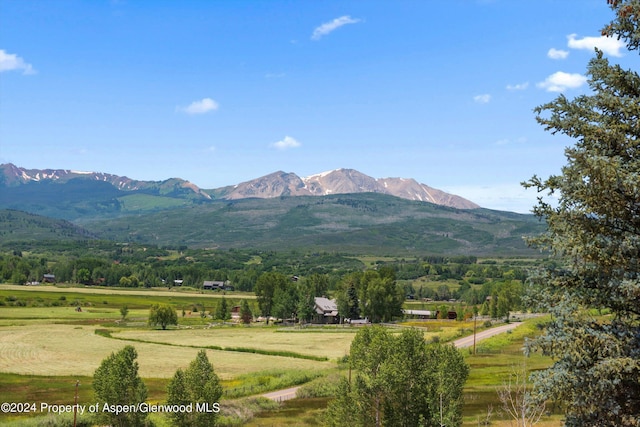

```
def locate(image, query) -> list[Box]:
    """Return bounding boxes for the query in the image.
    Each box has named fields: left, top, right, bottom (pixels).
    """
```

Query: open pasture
left=0, top=284, right=560, bottom=426
left=0, top=284, right=254, bottom=310
left=0, top=324, right=334, bottom=379
left=114, top=327, right=356, bottom=361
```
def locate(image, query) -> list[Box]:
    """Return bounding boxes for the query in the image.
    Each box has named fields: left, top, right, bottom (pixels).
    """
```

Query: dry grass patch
left=0, top=284, right=255, bottom=299
left=114, top=327, right=355, bottom=361
left=0, top=306, right=124, bottom=319
left=0, top=324, right=333, bottom=379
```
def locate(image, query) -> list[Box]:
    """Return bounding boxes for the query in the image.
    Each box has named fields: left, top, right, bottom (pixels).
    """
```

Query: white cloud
left=473, top=94, right=491, bottom=104
left=312, top=15, right=361, bottom=40
left=0, top=49, right=36, bottom=74
left=567, top=33, right=625, bottom=57
left=506, top=82, right=529, bottom=91
left=547, top=48, right=569, bottom=60
left=271, top=136, right=301, bottom=150
left=537, top=71, right=587, bottom=92
left=178, top=98, right=219, bottom=115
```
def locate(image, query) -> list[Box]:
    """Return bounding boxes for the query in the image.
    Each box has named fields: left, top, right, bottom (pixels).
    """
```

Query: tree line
left=0, top=242, right=533, bottom=294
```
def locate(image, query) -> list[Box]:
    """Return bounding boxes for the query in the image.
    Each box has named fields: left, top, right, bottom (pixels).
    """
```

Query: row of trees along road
left=523, top=1, right=640, bottom=425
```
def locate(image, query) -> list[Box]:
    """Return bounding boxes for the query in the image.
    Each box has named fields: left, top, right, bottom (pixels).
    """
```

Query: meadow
left=0, top=283, right=561, bottom=426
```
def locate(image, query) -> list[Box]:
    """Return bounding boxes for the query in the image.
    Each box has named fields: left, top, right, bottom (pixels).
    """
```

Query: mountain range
left=0, top=163, right=544, bottom=256
left=0, top=163, right=478, bottom=210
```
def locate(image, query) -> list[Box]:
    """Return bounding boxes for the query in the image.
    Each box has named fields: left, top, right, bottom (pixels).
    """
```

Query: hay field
left=114, top=327, right=355, bottom=360
left=0, top=284, right=254, bottom=299
left=0, top=324, right=333, bottom=379
left=0, top=306, right=124, bottom=319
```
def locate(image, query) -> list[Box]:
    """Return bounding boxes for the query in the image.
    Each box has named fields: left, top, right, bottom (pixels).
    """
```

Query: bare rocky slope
left=2, top=163, right=479, bottom=209
left=213, top=169, right=479, bottom=209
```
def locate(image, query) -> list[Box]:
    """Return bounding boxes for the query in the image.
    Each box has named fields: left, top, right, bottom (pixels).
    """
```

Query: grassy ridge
left=2, top=192, right=544, bottom=256
left=83, top=193, right=544, bottom=255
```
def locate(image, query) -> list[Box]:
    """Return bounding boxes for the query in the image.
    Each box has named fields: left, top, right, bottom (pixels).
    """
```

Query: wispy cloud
left=537, top=71, right=587, bottom=92
left=473, top=94, right=491, bottom=104
left=547, top=48, right=569, bottom=59
left=271, top=136, right=301, bottom=150
left=312, top=15, right=361, bottom=40
left=506, top=82, right=529, bottom=91
left=0, top=49, right=36, bottom=74
left=177, top=98, right=219, bottom=115
left=567, top=33, right=625, bottom=57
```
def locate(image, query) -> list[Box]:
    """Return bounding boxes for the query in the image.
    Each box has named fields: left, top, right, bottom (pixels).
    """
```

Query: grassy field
left=113, top=327, right=356, bottom=362
left=0, top=283, right=561, bottom=426
left=0, top=284, right=254, bottom=308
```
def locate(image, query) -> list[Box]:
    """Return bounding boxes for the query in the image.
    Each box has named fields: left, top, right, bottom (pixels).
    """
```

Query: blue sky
left=0, top=0, right=634, bottom=213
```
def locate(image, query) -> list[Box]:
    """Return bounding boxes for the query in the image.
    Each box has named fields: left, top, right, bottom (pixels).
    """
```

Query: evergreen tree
left=217, top=297, right=230, bottom=321
left=335, top=271, right=403, bottom=323
left=523, top=2, right=640, bottom=424
left=240, top=299, right=253, bottom=324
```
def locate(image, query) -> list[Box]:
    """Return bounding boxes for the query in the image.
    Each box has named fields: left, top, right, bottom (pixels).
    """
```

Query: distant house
left=231, top=305, right=241, bottom=321
left=434, top=310, right=459, bottom=320
left=43, top=274, right=56, bottom=283
left=173, top=279, right=183, bottom=287
left=203, top=281, right=224, bottom=290
left=313, top=297, right=339, bottom=324
left=203, top=280, right=234, bottom=291
left=403, top=309, right=434, bottom=319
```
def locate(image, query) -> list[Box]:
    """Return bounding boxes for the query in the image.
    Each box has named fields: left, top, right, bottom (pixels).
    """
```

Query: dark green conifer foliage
left=524, top=2, right=640, bottom=425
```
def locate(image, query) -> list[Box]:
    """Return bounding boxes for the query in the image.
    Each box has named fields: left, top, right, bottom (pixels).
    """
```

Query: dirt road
left=262, top=387, right=300, bottom=402
left=262, top=322, right=523, bottom=402
left=453, top=322, right=522, bottom=349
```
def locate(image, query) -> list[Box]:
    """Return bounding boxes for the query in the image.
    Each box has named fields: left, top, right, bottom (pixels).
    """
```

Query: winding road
left=262, top=322, right=523, bottom=402
left=453, top=321, right=521, bottom=349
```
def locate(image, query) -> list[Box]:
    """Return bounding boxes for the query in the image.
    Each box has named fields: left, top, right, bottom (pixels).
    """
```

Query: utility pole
left=473, top=315, right=477, bottom=355
left=73, top=380, right=79, bottom=427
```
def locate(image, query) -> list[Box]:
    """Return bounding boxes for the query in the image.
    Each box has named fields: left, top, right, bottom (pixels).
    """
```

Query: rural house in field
left=203, top=280, right=225, bottom=290
left=313, top=297, right=339, bottom=324
left=203, top=280, right=234, bottom=291
left=43, top=274, right=56, bottom=283
left=403, top=309, right=434, bottom=320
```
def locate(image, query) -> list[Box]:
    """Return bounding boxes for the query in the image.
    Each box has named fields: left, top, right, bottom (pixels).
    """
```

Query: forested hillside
left=81, top=194, right=544, bottom=256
